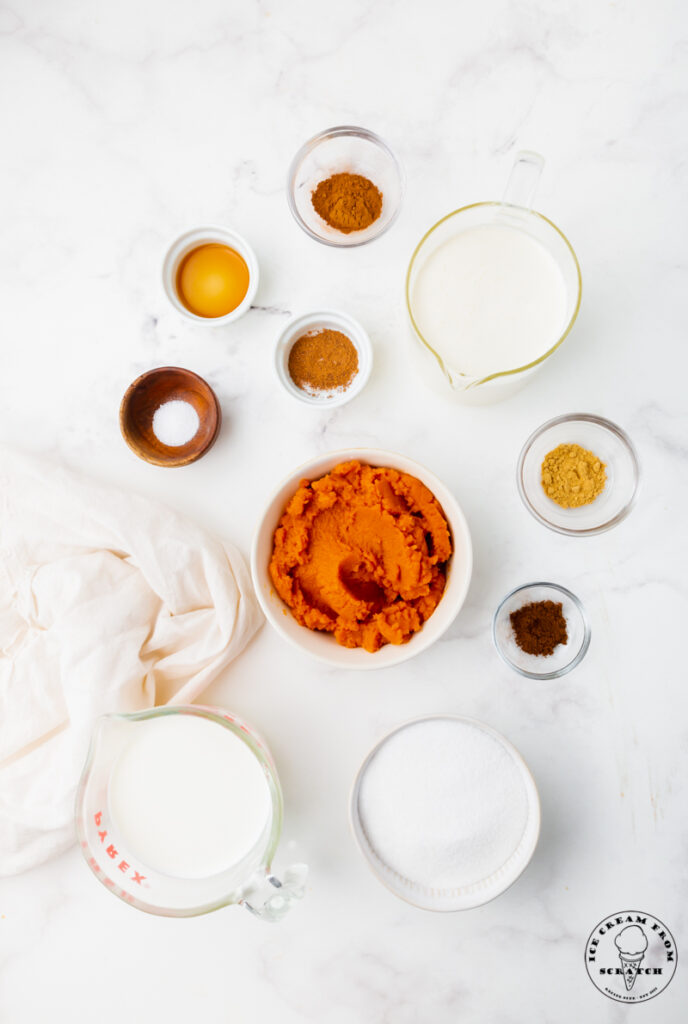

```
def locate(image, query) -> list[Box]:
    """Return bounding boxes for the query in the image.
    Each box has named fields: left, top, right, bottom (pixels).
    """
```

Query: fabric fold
left=0, top=448, right=263, bottom=875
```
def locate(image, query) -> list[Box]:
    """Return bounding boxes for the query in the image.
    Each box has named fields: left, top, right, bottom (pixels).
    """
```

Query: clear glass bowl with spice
left=517, top=413, right=640, bottom=536
left=274, top=310, right=372, bottom=407
left=492, top=582, right=590, bottom=679
left=287, top=126, right=403, bottom=247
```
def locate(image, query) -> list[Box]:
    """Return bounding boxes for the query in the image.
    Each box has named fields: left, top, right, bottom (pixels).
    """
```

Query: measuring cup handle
left=502, top=150, right=545, bottom=210
left=240, top=863, right=308, bottom=923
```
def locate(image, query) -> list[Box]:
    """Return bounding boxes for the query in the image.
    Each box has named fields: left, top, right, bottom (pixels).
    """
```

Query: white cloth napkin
left=0, top=448, right=263, bottom=875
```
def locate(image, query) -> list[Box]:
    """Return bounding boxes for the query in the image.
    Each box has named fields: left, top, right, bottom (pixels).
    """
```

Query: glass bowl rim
left=492, top=581, right=591, bottom=680
left=516, top=412, right=641, bottom=537
left=404, top=201, right=582, bottom=388
left=286, top=124, right=404, bottom=248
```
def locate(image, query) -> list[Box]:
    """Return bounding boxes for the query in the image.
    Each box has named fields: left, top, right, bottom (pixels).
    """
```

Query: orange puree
left=269, top=461, right=452, bottom=652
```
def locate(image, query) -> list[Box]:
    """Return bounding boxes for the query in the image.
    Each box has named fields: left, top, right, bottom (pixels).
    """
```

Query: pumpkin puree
left=269, top=460, right=452, bottom=652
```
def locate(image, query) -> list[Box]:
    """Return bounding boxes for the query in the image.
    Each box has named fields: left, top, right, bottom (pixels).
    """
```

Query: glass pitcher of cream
left=75, top=706, right=307, bottom=921
left=405, top=152, right=581, bottom=403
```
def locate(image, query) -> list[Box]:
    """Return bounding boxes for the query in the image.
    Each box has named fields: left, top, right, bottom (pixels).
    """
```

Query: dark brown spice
left=288, top=329, right=359, bottom=394
left=311, top=173, right=383, bottom=233
left=510, top=600, right=568, bottom=657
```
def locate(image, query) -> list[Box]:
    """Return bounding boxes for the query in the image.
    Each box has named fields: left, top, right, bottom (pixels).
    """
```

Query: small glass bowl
left=517, top=413, right=640, bottom=536
left=493, top=582, right=590, bottom=679
left=287, top=126, right=403, bottom=247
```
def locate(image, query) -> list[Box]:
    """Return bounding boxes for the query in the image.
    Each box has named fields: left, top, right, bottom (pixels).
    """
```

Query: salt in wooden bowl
left=119, top=367, right=221, bottom=467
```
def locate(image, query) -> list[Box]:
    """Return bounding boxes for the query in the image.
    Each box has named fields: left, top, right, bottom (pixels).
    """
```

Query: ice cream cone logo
left=615, top=925, right=648, bottom=991
left=585, top=911, right=678, bottom=1004
left=618, top=953, right=644, bottom=990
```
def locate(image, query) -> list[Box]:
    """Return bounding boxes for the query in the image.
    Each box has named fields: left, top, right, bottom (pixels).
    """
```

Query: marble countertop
left=1, top=0, right=687, bottom=1020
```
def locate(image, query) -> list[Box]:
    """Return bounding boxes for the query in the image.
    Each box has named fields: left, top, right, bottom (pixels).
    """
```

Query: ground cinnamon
left=288, top=329, right=359, bottom=395
left=311, top=173, right=383, bottom=233
left=510, top=600, right=568, bottom=657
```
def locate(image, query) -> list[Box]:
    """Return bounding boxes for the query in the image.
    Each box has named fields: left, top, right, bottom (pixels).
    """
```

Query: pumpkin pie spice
left=288, top=329, right=359, bottom=395
left=311, top=172, right=383, bottom=233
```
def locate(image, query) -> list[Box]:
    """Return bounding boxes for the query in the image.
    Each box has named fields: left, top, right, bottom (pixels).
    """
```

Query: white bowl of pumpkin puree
left=251, top=449, right=473, bottom=669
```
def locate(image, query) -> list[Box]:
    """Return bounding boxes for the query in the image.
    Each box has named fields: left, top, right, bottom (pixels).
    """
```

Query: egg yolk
left=175, top=243, right=250, bottom=318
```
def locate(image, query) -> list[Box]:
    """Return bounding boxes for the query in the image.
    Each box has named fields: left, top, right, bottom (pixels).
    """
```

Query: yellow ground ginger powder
left=541, top=443, right=607, bottom=508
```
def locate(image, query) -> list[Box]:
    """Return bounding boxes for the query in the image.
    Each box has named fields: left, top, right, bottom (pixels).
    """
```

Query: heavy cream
left=108, top=715, right=272, bottom=879
left=411, top=223, right=568, bottom=377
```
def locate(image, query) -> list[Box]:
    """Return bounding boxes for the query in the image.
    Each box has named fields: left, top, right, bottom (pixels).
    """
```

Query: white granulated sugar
left=152, top=400, right=200, bottom=447
left=358, top=719, right=530, bottom=891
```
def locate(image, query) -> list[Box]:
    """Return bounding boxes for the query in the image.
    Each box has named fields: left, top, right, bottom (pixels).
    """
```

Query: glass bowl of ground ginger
left=287, top=126, right=403, bottom=247
left=517, top=413, right=640, bottom=536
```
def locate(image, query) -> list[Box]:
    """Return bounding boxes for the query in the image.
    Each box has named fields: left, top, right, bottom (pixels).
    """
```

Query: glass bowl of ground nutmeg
left=493, top=582, right=590, bottom=679
left=517, top=413, right=640, bottom=536
left=274, top=310, right=373, bottom=407
left=287, top=126, right=403, bottom=247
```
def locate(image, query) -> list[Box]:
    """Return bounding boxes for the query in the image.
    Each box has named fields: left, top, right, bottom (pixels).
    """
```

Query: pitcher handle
left=502, top=150, right=544, bottom=210
left=240, top=863, right=308, bottom=922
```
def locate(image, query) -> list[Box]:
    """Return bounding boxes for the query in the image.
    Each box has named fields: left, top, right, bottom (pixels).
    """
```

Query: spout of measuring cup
left=240, top=864, right=309, bottom=923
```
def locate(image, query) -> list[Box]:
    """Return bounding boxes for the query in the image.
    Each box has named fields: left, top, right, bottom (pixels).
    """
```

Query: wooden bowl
left=119, top=367, right=221, bottom=467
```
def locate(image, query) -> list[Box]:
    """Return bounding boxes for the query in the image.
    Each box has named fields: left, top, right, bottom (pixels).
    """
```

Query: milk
left=411, top=223, right=568, bottom=377
left=108, top=715, right=272, bottom=879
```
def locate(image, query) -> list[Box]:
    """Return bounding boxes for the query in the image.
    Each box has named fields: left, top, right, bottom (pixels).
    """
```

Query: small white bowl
left=274, top=311, right=373, bottom=407
left=162, top=225, right=259, bottom=326
left=349, top=715, right=541, bottom=911
left=250, top=448, right=473, bottom=670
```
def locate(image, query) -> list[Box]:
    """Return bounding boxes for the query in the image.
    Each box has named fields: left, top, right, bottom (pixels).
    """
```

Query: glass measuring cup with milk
left=75, top=706, right=307, bottom=921
left=406, top=152, right=582, bottom=403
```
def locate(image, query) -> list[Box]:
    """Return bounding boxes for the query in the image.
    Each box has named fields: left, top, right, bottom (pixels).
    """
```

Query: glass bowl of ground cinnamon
left=275, top=310, right=373, bottom=407
left=517, top=414, right=640, bottom=536
left=493, top=582, right=590, bottom=679
left=287, top=126, right=403, bottom=247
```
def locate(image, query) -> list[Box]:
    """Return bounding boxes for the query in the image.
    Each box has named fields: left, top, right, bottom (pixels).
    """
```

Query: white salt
left=357, top=719, right=530, bottom=891
left=152, top=400, right=200, bottom=447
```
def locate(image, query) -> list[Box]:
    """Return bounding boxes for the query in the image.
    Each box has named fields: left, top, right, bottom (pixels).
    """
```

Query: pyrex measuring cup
left=405, top=152, right=582, bottom=404
left=75, top=705, right=307, bottom=921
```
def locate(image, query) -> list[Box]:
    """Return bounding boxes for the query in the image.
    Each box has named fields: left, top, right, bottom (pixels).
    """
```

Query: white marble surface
left=1, top=0, right=687, bottom=1020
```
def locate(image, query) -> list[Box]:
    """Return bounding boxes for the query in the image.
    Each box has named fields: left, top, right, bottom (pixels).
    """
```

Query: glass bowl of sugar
left=350, top=715, right=540, bottom=910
